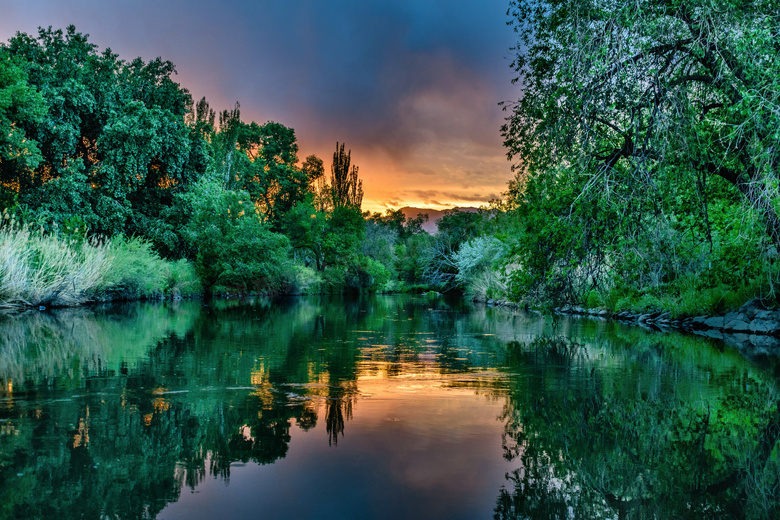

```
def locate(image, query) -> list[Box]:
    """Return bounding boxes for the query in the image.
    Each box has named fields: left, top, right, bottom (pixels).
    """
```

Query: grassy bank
left=0, top=221, right=201, bottom=308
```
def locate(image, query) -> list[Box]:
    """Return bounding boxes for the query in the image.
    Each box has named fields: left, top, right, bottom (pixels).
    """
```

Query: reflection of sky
left=0, top=0, right=518, bottom=212
left=159, top=380, right=512, bottom=520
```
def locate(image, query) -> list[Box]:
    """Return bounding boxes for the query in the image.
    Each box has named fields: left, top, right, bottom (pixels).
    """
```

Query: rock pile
left=554, top=298, right=780, bottom=358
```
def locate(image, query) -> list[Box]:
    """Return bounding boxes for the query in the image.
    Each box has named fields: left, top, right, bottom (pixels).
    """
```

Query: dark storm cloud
left=0, top=0, right=518, bottom=209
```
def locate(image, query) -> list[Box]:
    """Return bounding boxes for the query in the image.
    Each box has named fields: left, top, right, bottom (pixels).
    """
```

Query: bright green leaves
left=1, top=26, right=201, bottom=241
left=0, top=51, right=45, bottom=173
left=502, top=0, right=780, bottom=307
left=179, top=175, right=290, bottom=291
left=209, top=115, right=314, bottom=231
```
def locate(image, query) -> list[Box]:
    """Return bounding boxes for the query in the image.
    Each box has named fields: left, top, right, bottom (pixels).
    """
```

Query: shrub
left=284, top=263, right=323, bottom=295
left=453, top=236, right=508, bottom=300
left=100, top=236, right=170, bottom=300
left=0, top=220, right=109, bottom=307
left=181, top=177, right=291, bottom=292
left=0, top=219, right=198, bottom=307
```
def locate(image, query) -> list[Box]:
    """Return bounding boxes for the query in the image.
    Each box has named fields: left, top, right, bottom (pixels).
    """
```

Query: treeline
left=0, top=25, right=514, bottom=306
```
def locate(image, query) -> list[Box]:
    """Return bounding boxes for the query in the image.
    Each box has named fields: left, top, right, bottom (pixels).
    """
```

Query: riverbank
left=477, top=296, right=780, bottom=359
left=0, top=222, right=202, bottom=309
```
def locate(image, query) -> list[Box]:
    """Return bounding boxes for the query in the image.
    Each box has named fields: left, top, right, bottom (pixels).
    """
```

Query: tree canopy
left=501, top=0, right=780, bottom=304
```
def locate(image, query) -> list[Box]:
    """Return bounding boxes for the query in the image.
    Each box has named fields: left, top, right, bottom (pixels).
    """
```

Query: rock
left=750, top=335, right=780, bottom=349
left=749, top=320, right=780, bottom=334
left=598, top=309, right=608, bottom=316
left=724, top=319, right=751, bottom=332
left=730, top=333, right=753, bottom=344
left=573, top=306, right=586, bottom=314
left=638, top=313, right=653, bottom=323
left=701, top=329, right=725, bottom=339
left=738, top=297, right=772, bottom=320
left=703, top=317, right=725, bottom=329
left=691, top=316, right=708, bottom=326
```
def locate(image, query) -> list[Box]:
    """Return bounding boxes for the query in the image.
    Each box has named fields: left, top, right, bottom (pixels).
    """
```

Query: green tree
left=0, top=50, right=46, bottom=208
left=1, top=26, right=206, bottom=248
left=179, top=175, right=290, bottom=291
left=210, top=108, right=319, bottom=230
left=502, top=0, right=780, bottom=305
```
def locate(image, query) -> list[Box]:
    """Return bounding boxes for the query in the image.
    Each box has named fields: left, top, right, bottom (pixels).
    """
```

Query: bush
left=181, top=177, right=291, bottom=292
left=0, top=220, right=110, bottom=307
left=284, top=263, right=323, bottom=294
left=101, top=236, right=170, bottom=300
left=453, top=237, right=508, bottom=300
left=167, top=259, right=202, bottom=298
left=0, top=219, right=200, bottom=307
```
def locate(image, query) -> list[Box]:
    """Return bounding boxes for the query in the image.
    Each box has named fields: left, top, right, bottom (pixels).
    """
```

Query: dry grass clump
left=0, top=219, right=110, bottom=307
left=0, top=218, right=201, bottom=308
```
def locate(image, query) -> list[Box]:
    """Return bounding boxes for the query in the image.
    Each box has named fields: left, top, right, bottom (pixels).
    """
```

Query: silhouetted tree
left=330, top=142, right=363, bottom=209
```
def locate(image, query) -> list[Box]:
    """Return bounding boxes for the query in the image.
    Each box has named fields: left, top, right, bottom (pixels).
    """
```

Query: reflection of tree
left=325, top=381, right=358, bottom=446
left=0, top=294, right=515, bottom=518
left=495, top=337, right=780, bottom=520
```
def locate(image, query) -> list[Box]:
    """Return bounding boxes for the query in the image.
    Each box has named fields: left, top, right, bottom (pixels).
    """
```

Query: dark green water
left=0, top=295, right=777, bottom=519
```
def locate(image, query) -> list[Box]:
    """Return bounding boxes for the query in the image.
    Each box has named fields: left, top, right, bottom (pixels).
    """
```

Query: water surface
left=0, top=295, right=777, bottom=519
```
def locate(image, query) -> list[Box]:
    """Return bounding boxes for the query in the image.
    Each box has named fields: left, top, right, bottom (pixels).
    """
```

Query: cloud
left=0, top=0, right=519, bottom=212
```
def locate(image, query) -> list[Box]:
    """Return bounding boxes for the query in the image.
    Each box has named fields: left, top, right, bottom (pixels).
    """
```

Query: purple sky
left=1, top=0, right=518, bottom=211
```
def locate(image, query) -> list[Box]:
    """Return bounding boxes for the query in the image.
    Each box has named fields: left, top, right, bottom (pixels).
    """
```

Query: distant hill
left=398, top=206, right=480, bottom=234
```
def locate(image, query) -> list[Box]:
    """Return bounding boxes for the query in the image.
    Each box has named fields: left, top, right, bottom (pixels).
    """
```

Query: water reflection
left=494, top=334, right=780, bottom=520
left=0, top=297, right=776, bottom=519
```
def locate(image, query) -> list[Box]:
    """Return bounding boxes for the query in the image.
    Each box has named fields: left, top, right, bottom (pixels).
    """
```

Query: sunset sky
left=0, top=0, right=519, bottom=213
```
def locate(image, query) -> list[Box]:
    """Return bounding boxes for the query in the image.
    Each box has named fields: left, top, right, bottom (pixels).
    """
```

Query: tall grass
left=0, top=219, right=201, bottom=308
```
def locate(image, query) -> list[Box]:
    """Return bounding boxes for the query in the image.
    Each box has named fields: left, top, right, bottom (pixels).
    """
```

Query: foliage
left=422, top=209, right=493, bottom=292
left=180, top=175, right=291, bottom=292
left=395, top=233, right=433, bottom=289
left=329, top=142, right=363, bottom=209
left=0, top=51, right=46, bottom=202
left=0, top=217, right=199, bottom=307
left=1, top=26, right=205, bottom=246
left=500, top=0, right=780, bottom=311
left=101, top=236, right=201, bottom=300
left=361, top=220, right=397, bottom=277
left=453, top=236, right=508, bottom=300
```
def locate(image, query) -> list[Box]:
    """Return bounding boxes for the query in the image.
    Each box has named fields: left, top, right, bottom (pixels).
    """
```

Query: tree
left=210, top=109, right=318, bottom=230
left=179, top=175, right=291, bottom=291
left=281, top=196, right=329, bottom=271
left=1, top=26, right=206, bottom=248
left=330, top=142, right=363, bottom=209
left=0, top=51, right=46, bottom=208
left=502, top=0, right=780, bottom=302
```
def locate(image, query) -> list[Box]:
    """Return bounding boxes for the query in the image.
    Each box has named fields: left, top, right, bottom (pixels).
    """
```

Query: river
left=0, top=295, right=777, bottom=519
